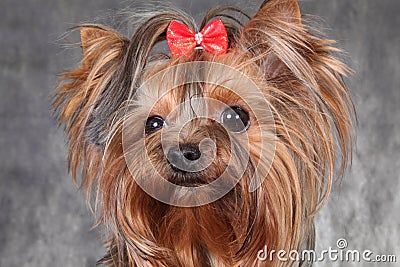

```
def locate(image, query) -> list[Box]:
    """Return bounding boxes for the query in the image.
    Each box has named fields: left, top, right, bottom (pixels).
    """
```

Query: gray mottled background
left=0, top=0, right=399, bottom=266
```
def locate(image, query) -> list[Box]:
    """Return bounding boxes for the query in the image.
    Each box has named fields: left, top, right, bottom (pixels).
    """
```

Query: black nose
left=181, top=144, right=201, bottom=161
left=167, top=144, right=201, bottom=172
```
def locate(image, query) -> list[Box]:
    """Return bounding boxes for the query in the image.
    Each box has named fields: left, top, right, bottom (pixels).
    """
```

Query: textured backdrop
left=0, top=0, right=399, bottom=266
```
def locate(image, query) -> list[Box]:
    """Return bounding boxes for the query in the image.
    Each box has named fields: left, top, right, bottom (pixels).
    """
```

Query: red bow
left=166, top=19, right=229, bottom=57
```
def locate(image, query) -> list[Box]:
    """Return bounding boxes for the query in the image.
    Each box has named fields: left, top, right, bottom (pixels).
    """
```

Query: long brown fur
left=54, top=0, right=354, bottom=266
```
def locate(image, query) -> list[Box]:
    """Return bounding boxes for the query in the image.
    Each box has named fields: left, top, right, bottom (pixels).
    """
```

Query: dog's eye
left=145, top=116, right=165, bottom=134
left=221, top=106, right=250, bottom=133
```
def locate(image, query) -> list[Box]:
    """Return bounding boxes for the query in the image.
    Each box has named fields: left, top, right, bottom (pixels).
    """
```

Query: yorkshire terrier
left=54, top=0, right=354, bottom=266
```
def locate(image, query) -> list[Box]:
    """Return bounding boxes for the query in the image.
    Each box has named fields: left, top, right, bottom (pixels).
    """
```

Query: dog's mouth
left=168, top=173, right=210, bottom=187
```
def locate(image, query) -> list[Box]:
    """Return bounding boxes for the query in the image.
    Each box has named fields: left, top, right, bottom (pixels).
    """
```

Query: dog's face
left=126, top=58, right=268, bottom=194
left=54, top=0, right=353, bottom=266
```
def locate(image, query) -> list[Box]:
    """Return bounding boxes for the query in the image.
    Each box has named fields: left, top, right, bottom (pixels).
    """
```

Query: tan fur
left=54, top=1, right=354, bottom=266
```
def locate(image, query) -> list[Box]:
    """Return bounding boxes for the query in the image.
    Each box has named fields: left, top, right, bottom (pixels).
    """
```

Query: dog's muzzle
left=167, top=143, right=202, bottom=173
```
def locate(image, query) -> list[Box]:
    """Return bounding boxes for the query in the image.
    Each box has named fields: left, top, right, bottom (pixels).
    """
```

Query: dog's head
left=54, top=0, right=353, bottom=266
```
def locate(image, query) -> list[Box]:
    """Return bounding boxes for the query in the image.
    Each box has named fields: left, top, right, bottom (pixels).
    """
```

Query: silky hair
left=54, top=0, right=354, bottom=266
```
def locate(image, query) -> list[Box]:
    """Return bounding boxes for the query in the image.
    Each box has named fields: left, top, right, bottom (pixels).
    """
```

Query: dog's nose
left=181, top=144, right=201, bottom=161
left=167, top=144, right=201, bottom=172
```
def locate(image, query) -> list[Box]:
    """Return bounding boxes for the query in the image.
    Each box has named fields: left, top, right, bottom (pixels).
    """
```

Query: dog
left=54, top=0, right=354, bottom=266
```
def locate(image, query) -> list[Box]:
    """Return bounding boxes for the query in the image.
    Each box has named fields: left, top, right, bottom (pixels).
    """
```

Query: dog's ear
left=80, top=27, right=118, bottom=60
left=80, top=27, right=112, bottom=56
left=240, top=0, right=303, bottom=79
left=54, top=25, right=129, bottom=182
left=55, top=25, right=129, bottom=147
left=54, top=25, right=130, bottom=183
left=258, top=0, right=301, bottom=24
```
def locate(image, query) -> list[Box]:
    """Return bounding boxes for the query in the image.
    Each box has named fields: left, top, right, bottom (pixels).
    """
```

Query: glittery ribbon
left=166, top=19, right=229, bottom=57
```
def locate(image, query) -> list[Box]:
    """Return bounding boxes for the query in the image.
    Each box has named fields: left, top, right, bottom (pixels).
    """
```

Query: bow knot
left=166, top=19, right=229, bottom=57
left=194, top=32, right=203, bottom=45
